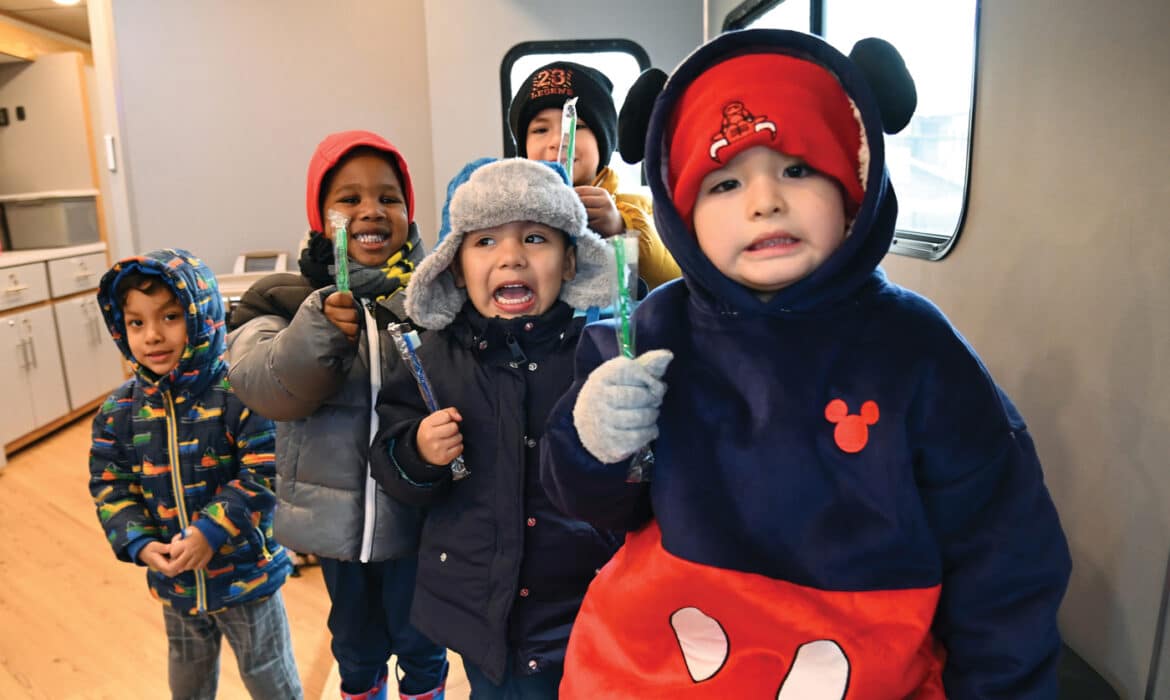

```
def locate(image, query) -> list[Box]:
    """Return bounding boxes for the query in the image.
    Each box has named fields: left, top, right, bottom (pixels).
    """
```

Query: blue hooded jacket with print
left=89, top=248, right=291, bottom=615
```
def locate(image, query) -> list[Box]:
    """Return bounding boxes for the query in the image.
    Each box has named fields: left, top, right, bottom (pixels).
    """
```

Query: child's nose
left=748, top=178, right=786, bottom=218
left=496, top=238, right=527, bottom=267
left=359, top=199, right=387, bottom=220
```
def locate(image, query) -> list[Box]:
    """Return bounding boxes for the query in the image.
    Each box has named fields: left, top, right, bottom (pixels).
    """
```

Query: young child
left=226, top=130, right=447, bottom=700
left=541, top=30, right=1072, bottom=697
left=369, top=157, right=619, bottom=697
left=510, top=60, right=681, bottom=289
left=89, top=248, right=300, bottom=698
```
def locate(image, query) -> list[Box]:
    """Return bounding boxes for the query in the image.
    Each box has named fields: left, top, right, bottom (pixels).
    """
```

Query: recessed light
left=53, top=0, right=83, bottom=6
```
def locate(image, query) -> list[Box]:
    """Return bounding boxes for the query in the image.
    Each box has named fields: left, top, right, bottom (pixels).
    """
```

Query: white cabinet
left=54, top=296, right=125, bottom=410
left=0, top=306, right=69, bottom=445
left=0, top=243, right=121, bottom=450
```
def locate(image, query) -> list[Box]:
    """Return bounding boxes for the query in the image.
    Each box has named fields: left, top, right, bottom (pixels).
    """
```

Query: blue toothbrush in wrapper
left=387, top=323, right=470, bottom=481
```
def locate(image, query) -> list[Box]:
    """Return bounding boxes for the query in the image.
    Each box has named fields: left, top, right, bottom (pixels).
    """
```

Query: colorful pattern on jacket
left=90, top=248, right=291, bottom=615
left=540, top=30, right=1071, bottom=698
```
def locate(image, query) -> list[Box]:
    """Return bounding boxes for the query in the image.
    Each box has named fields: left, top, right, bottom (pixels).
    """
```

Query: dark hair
left=115, top=272, right=173, bottom=307
left=317, top=146, right=405, bottom=224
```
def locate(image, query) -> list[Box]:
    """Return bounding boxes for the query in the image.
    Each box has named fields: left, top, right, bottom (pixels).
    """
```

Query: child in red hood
left=227, top=131, right=447, bottom=700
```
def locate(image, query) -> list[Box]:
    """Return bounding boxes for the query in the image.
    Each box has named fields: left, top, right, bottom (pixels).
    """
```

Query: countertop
left=0, top=242, right=108, bottom=268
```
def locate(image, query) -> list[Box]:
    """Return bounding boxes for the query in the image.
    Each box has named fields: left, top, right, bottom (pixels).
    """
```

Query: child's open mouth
left=493, top=283, right=536, bottom=313
left=746, top=232, right=800, bottom=253
left=352, top=230, right=391, bottom=250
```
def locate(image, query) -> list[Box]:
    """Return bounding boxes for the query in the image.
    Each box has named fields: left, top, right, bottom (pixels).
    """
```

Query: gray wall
left=0, top=52, right=93, bottom=195
left=110, top=0, right=437, bottom=274
left=880, top=1, right=1170, bottom=696
left=421, top=0, right=702, bottom=246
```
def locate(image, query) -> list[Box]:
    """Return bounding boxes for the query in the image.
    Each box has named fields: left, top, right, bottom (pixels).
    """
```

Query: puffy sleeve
left=540, top=321, right=653, bottom=532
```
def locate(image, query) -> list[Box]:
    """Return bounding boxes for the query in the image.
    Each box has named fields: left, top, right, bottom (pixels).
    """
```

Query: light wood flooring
left=0, top=417, right=470, bottom=699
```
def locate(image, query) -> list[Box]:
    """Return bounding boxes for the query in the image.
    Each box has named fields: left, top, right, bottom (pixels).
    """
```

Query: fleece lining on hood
left=645, top=29, right=896, bottom=317
left=97, top=248, right=226, bottom=398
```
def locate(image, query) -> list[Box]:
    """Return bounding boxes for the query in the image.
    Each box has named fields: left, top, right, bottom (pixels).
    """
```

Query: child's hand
left=417, top=407, right=463, bottom=466
left=169, top=527, right=214, bottom=573
left=573, top=349, right=673, bottom=464
left=324, top=291, right=361, bottom=342
left=138, top=540, right=179, bottom=577
left=575, top=186, right=625, bottom=238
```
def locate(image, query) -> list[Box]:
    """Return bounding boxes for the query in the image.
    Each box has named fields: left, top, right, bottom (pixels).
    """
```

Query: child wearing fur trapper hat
left=510, top=61, right=681, bottom=288
left=369, top=157, right=619, bottom=698
left=541, top=30, right=1071, bottom=697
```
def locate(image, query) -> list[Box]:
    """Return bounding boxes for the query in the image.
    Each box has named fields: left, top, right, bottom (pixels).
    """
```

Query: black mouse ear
left=618, top=68, right=668, bottom=164
left=849, top=38, right=917, bottom=134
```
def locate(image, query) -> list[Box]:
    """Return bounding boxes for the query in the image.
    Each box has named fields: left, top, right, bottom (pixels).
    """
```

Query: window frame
left=499, top=39, right=651, bottom=160
left=721, top=0, right=981, bottom=261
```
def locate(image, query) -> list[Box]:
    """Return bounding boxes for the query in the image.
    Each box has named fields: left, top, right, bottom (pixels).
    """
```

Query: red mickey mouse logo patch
left=824, top=399, right=879, bottom=453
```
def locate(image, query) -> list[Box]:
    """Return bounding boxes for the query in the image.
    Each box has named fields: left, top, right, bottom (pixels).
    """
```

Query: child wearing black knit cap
left=510, top=61, right=680, bottom=288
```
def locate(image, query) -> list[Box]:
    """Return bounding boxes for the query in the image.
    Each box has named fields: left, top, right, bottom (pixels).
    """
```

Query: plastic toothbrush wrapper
left=555, top=97, right=579, bottom=177
left=327, top=209, right=350, bottom=293
left=610, top=232, right=655, bottom=482
left=387, top=323, right=470, bottom=481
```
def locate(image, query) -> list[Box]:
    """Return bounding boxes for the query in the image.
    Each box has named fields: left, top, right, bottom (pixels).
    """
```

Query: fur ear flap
left=618, top=67, right=669, bottom=164
left=849, top=38, right=917, bottom=134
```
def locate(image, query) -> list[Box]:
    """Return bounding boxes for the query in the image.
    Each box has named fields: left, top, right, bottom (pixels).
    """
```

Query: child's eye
left=524, top=233, right=548, bottom=244
left=529, top=126, right=549, bottom=136
left=708, top=179, right=740, bottom=194
left=473, top=236, right=495, bottom=247
left=784, top=163, right=817, bottom=178
left=165, top=313, right=182, bottom=322
left=338, top=195, right=359, bottom=205
left=126, top=319, right=142, bottom=328
left=380, top=195, right=402, bottom=205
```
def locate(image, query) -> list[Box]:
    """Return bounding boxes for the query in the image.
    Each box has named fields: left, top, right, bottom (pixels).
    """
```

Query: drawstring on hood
left=97, top=248, right=226, bottom=398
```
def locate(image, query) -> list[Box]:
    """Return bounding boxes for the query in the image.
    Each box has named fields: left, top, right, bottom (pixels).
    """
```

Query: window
left=500, top=40, right=650, bottom=189
left=725, top=0, right=980, bottom=260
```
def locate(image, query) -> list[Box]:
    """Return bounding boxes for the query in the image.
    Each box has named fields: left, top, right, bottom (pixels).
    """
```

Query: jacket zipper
left=164, top=391, right=207, bottom=613
left=359, top=299, right=379, bottom=563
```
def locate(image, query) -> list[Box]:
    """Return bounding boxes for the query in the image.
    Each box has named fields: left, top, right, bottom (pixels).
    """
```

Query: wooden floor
left=0, top=417, right=470, bottom=700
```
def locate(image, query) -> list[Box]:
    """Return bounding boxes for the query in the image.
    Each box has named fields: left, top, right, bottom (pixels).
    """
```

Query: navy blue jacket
left=371, top=302, right=619, bottom=684
left=541, top=29, right=1071, bottom=699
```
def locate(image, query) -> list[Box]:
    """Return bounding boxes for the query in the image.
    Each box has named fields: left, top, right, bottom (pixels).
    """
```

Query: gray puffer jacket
left=226, top=272, right=422, bottom=562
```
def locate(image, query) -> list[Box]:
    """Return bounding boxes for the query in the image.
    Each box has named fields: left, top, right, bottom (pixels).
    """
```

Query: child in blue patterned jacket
left=89, top=248, right=300, bottom=699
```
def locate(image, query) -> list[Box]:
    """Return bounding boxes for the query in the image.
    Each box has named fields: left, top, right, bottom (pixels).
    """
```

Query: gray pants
left=163, top=591, right=303, bottom=700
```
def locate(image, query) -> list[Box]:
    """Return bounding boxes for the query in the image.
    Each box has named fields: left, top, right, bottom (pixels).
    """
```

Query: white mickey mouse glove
left=572, top=349, right=674, bottom=464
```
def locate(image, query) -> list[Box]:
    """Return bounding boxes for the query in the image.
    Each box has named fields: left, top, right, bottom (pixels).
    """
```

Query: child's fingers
left=324, top=291, right=355, bottom=309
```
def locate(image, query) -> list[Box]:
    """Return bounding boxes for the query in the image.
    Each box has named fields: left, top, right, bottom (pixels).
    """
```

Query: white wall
left=421, top=0, right=702, bottom=247
left=0, top=53, right=92, bottom=195
left=881, top=1, right=1170, bottom=695
left=109, top=0, right=436, bottom=274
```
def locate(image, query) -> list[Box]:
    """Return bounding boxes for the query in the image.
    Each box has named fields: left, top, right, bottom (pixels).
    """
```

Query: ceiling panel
left=0, top=1, right=89, bottom=43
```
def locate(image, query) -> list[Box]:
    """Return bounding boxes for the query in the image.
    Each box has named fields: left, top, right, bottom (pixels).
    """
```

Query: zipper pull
left=504, top=332, right=528, bottom=366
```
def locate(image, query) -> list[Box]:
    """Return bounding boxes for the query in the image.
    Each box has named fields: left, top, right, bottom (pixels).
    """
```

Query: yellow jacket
left=592, top=167, right=681, bottom=289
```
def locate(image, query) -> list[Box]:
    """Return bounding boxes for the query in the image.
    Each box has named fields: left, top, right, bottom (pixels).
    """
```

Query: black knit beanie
left=509, top=61, right=618, bottom=171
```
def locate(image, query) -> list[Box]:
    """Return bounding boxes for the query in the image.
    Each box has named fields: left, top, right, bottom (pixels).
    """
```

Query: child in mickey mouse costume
left=540, top=29, right=1072, bottom=698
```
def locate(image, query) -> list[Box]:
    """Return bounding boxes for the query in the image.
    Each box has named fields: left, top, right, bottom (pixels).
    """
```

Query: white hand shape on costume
left=573, top=349, right=674, bottom=464
left=669, top=606, right=849, bottom=698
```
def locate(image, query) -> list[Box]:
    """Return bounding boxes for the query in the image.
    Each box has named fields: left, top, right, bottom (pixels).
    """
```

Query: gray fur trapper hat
left=406, top=157, right=615, bottom=329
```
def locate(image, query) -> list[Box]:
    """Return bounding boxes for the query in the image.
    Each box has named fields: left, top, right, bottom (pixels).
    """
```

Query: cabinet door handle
left=21, top=319, right=36, bottom=369
left=17, top=338, right=30, bottom=370
left=4, top=284, right=29, bottom=295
